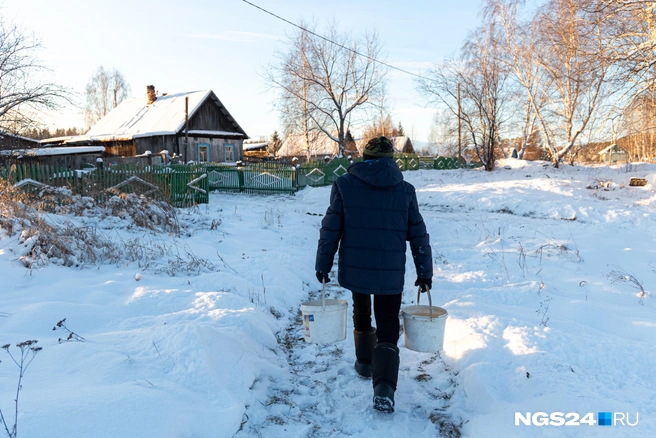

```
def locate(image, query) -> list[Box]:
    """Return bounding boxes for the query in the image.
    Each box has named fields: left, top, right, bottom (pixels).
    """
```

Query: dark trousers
left=352, top=291, right=402, bottom=344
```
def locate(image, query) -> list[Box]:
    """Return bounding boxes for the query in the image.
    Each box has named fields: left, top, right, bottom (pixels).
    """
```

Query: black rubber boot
left=371, top=342, right=400, bottom=413
left=353, top=328, right=377, bottom=378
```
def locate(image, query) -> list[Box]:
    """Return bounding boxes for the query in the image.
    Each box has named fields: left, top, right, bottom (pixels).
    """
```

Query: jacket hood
left=347, top=157, right=403, bottom=188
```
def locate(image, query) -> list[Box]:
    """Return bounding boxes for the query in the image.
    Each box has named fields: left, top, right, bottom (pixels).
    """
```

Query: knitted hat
left=363, top=136, right=395, bottom=158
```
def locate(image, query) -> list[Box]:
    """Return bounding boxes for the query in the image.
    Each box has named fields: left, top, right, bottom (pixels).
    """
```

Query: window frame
left=197, top=143, right=210, bottom=162
left=224, top=143, right=235, bottom=162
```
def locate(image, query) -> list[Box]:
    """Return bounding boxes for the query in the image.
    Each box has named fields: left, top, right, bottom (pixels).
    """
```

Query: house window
left=198, top=144, right=210, bottom=162
left=225, top=143, right=234, bottom=162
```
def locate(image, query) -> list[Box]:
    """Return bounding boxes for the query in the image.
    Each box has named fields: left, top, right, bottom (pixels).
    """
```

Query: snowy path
left=235, top=283, right=462, bottom=437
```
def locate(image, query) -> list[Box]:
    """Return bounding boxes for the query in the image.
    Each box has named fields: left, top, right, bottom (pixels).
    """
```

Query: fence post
left=292, top=166, right=297, bottom=192
left=238, top=167, right=245, bottom=192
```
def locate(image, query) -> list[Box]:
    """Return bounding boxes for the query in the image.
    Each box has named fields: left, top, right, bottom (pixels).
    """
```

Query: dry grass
left=0, top=179, right=211, bottom=276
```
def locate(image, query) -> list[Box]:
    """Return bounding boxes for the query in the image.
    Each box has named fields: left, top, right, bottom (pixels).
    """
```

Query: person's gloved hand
left=415, top=277, right=432, bottom=292
left=316, top=272, right=330, bottom=284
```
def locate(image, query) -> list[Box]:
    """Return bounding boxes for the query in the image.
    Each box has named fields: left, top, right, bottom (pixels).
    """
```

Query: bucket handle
left=416, top=286, right=434, bottom=318
left=321, top=279, right=326, bottom=311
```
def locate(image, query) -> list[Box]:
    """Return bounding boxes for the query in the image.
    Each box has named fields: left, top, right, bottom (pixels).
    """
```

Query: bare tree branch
left=267, top=22, right=388, bottom=157
left=0, top=18, right=69, bottom=138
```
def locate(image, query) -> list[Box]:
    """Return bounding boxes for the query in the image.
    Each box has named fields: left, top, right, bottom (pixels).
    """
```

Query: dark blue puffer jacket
left=315, top=158, right=432, bottom=295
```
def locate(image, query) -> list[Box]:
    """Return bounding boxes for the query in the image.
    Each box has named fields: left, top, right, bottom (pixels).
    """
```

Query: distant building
left=278, top=131, right=359, bottom=159
left=62, top=86, right=248, bottom=164
left=598, top=144, right=628, bottom=164
left=0, top=132, right=39, bottom=150
left=243, top=141, right=270, bottom=153
left=390, top=136, right=415, bottom=155
left=0, top=146, right=104, bottom=169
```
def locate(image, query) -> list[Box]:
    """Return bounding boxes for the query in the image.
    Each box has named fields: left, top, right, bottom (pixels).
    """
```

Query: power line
left=241, top=0, right=433, bottom=82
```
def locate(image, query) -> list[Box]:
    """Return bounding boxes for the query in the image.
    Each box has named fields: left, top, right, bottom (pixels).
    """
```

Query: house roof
left=278, top=131, right=360, bottom=157
left=0, top=132, right=39, bottom=144
left=278, top=132, right=339, bottom=157
left=39, top=136, right=73, bottom=145
left=67, top=90, right=247, bottom=144
left=186, top=129, right=244, bottom=137
left=391, top=136, right=410, bottom=152
left=598, top=144, right=626, bottom=155
left=243, top=141, right=269, bottom=151
left=0, top=146, right=105, bottom=157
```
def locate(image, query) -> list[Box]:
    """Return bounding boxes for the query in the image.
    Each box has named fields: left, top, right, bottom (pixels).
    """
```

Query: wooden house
left=598, top=143, right=628, bottom=164
left=0, top=132, right=39, bottom=150
left=0, top=146, right=105, bottom=169
left=243, top=140, right=271, bottom=161
left=278, top=131, right=361, bottom=159
left=391, top=136, right=415, bottom=154
left=65, top=86, right=248, bottom=164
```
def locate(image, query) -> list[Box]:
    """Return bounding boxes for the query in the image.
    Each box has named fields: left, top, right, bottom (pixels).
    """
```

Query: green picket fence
left=2, top=163, right=208, bottom=208
left=2, top=154, right=476, bottom=207
left=198, top=163, right=295, bottom=195
left=434, top=157, right=460, bottom=170
left=395, top=154, right=421, bottom=171
left=6, top=163, right=77, bottom=186
left=418, top=157, right=435, bottom=169
left=168, top=168, right=209, bottom=207
left=241, top=164, right=295, bottom=194
left=297, top=158, right=352, bottom=188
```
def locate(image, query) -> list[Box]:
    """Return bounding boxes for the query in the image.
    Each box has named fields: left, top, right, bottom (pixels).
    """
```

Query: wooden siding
left=0, top=135, right=39, bottom=150
left=99, top=142, right=136, bottom=157
left=134, top=136, right=179, bottom=156
left=188, top=99, right=236, bottom=132
left=178, top=137, right=243, bottom=163
left=1, top=153, right=101, bottom=169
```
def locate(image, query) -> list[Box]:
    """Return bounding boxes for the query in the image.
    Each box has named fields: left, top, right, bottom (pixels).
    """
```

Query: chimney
left=146, top=85, right=157, bottom=104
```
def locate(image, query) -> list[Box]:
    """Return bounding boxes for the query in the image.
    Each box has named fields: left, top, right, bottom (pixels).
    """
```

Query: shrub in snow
left=105, top=193, right=180, bottom=235
left=0, top=179, right=214, bottom=275
left=52, top=318, right=85, bottom=343
left=606, top=267, right=649, bottom=304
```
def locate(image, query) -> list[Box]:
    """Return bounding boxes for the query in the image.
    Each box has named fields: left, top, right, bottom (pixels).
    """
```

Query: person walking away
left=315, top=136, right=433, bottom=413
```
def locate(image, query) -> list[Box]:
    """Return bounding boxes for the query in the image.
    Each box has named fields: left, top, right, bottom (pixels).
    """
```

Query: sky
left=4, top=0, right=483, bottom=141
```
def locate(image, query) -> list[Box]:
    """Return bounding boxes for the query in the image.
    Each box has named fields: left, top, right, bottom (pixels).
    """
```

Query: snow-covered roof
left=0, top=132, right=39, bottom=143
left=278, top=132, right=361, bottom=157
left=278, top=132, right=337, bottom=157
left=598, top=144, right=626, bottom=155
left=186, top=130, right=244, bottom=137
left=67, top=90, right=247, bottom=143
left=0, top=146, right=105, bottom=157
left=391, top=136, right=410, bottom=152
left=243, top=142, right=269, bottom=151
left=39, top=136, right=73, bottom=144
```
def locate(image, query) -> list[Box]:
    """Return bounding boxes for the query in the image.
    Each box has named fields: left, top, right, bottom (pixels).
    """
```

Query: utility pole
left=457, top=82, right=462, bottom=165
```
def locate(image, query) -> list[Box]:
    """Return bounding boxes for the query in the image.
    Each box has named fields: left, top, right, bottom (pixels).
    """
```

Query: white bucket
left=300, top=283, right=347, bottom=344
left=402, top=288, right=448, bottom=353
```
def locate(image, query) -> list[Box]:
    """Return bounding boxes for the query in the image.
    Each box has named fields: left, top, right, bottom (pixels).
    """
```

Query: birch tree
left=427, top=110, right=459, bottom=157
left=493, top=0, right=612, bottom=166
left=419, top=19, right=512, bottom=171
left=586, top=0, right=656, bottom=91
left=268, top=23, right=388, bottom=157
left=273, top=26, right=324, bottom=159
left=84, top=66, right=130, bottom=129
left=489, top=0, right=546, bottom=160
